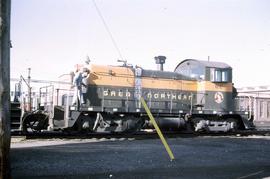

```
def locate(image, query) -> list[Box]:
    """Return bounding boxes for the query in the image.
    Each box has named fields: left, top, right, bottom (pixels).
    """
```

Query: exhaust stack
left=154, top=56, right=166, bottom=71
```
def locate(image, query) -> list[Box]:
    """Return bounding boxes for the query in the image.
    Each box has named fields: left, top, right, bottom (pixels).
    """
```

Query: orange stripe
left=89, top=65, right=134, bottom=87
left=197, top=81, right=232, bottom=92
left=89, top=75, right=197, bottom=91
left=141, top=77, right=197, bottom=91
left=88, top=64, right=232, bottom=92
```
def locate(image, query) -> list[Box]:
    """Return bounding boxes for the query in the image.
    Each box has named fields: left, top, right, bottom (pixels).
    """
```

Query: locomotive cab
left=175, top=59, right=233, bottom=112
left=174, top=59, right=240, bottom=132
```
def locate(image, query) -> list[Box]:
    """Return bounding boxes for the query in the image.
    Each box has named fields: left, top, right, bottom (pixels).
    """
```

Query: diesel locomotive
left=14, top=57, right=255, bottom=133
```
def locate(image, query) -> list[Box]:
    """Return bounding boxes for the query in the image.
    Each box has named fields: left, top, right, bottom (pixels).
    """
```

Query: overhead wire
left=92, top=0, right=124, bottom=61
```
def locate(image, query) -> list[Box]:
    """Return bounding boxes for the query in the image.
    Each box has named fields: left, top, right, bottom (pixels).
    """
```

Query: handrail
left=55, top=88, right=73, bottom=106
left=189, top=93, right=193, bottom=115
left=236, top=95, right=253, bottom=120
left=39, top=85, right=54, bottom=115
left=19, top=75, right=31, bottom=88
left=248, top=96, right=252, bottom=120
left=20, top=75, right=32, bottom=111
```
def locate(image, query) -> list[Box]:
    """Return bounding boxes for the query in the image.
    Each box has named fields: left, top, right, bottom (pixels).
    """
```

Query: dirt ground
left=10, top=136, right=270, bottom=179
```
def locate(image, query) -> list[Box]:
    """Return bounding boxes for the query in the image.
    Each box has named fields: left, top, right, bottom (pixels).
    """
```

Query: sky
left=11, top=0, right=270, bottom=87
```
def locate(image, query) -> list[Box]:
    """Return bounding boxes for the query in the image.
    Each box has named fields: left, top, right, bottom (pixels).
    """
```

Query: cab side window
left=222, top=71, right=228, bottom=82
left=176, top=62, right=205, bottom=80
left=210, top=68, right=229, bottom=82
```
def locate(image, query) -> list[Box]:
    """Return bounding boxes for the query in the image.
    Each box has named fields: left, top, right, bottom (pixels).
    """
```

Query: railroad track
left=11, top=129, right=270, bottom=140
left=11, top=131, right=182, bottom=140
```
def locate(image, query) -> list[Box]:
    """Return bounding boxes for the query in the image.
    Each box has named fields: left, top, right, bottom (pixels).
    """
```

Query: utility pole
left=0, top=0, right=11, bottom=178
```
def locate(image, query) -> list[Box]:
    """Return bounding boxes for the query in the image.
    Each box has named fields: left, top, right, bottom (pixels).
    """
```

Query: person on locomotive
left=72, top=68, right=90, bottom=106
left=72, top=68, right=84, bottom=105
left=81, top=67, right=90, bottom=104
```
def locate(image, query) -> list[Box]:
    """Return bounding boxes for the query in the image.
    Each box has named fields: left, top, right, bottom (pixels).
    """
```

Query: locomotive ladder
left=135, top=67, right=142, bottom=108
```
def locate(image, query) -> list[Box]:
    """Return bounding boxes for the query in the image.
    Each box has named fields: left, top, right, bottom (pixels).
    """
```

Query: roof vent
left=154, top=56, right=166, bottom=71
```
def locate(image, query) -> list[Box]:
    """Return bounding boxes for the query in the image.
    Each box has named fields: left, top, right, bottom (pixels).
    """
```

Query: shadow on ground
left=11, top=136, right=270, bottom=179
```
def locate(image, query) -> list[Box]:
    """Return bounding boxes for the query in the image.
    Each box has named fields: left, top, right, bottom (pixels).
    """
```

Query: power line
left=92, top=0, right=124, bottom=61
left=10, top=78, right=71, bottom=85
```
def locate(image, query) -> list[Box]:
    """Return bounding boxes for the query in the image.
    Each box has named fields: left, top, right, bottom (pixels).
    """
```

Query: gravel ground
left=10, top=136, right=270, bottom=179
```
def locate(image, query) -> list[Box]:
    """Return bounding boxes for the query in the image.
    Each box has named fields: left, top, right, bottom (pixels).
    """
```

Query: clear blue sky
left=11, top=0, right=270, bottom=87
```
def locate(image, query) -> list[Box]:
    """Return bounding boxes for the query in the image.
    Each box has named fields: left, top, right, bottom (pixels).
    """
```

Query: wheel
left=225, top=118, right=239, bottom=132
left=122, top=117, right=145, bottom=133
left=22, top=111, right=48, bottom=133
left=191, top=117, right=208, bottom=132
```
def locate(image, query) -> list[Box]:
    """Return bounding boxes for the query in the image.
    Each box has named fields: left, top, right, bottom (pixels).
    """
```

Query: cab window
left=177, top=62, right=205, bottom=80
left=210, top=68, right=229, bottom=82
